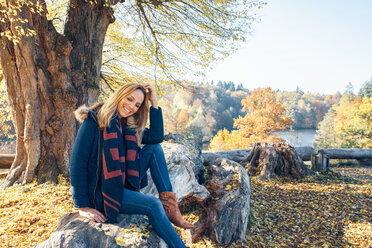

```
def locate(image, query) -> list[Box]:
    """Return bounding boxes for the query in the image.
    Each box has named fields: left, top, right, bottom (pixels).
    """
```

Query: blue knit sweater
left=70, top=106, right=164, bottom=212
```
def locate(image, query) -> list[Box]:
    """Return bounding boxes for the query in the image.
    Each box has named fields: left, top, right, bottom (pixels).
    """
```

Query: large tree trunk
left=0, top=0, right=117, bottom=188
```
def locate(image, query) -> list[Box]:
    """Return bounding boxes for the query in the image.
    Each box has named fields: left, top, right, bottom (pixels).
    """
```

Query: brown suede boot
left=159, top=192, right=194, bottom=229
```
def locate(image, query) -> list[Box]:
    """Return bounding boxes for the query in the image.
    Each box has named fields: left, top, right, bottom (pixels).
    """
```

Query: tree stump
left=245, top=143, right=314, bottom=180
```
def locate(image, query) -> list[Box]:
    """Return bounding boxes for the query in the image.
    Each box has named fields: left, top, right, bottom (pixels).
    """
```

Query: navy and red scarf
left=99, top=115, right=141, bottom=223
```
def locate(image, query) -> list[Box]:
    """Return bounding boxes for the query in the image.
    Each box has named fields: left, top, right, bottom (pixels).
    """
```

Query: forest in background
left=159, top=79, right=372, bottom=149
left=1, top=77, right=371, bottom=150
left=160, top=80, right=336, bottom=144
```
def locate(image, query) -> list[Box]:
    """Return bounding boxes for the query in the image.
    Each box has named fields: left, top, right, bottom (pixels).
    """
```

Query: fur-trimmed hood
left=74, top=105, right=98, bottom=124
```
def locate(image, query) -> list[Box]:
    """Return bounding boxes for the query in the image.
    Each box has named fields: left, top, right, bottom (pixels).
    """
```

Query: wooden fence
left=311, top=149, right=372, bottom=171
left=1, top=148, right=372, bottom=171
left=203, top=147, right=372, bottom=171
left=0, top=154, right=15, bottom=169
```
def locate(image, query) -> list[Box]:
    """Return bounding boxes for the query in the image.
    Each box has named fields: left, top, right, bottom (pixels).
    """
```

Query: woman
left=70, top=83, right=192, bottom=248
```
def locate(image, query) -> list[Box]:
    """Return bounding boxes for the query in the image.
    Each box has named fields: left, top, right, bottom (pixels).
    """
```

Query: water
left=278, top=129, right=317, bottom=147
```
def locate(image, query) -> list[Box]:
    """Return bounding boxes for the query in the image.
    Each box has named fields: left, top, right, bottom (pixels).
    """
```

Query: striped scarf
left=100, top=115, right=140, bottom=223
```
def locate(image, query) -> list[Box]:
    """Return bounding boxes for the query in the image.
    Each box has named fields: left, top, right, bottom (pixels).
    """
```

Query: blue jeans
left=119, top=144, right=186, bottom=248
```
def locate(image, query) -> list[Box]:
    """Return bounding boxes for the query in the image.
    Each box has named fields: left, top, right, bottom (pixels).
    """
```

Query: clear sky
left=200, top=0, right=372, bottom=95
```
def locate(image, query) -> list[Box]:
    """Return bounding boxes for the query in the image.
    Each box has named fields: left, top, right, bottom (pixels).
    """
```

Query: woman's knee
left=150, top=197, right=164, bottom=210
left=148, top=197, right=166, bottom=217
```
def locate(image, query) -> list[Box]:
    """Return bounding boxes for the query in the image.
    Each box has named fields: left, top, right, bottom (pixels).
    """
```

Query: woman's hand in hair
left=78, top=207, right=107, bottom=223
left=143, top=83, right=158, bottom=109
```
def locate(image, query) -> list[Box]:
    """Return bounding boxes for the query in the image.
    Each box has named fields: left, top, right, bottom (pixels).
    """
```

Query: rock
left=141, top=138, right=210, bottom=205
left=36, top=212, right=167, bottom=248
left=164, top=133, right=205, bottom=183
left=192, top=158, right=251, bottom=245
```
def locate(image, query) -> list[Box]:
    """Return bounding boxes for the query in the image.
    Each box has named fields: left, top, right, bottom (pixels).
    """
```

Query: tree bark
left=246, top=143, right=314, bottom=180
left=0, top=0, right=116, bottom=187
left=191, top=158, right=251, bottom=245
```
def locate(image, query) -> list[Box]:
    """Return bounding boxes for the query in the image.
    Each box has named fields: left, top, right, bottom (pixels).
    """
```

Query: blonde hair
left=90, top=83, right=149, bottom=145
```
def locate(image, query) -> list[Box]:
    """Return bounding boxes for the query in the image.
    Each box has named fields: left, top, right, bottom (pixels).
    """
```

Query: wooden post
left=318, top=150, right=324, bottom=171
left=322, top=154, right=329, bottom=171
left=311, top=153, right=318, bottom=171
left=316, top=150, right=329, bottom=172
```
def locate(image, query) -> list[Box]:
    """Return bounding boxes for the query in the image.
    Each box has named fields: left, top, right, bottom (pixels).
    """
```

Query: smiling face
left=117, top=89, right=145, bottom=118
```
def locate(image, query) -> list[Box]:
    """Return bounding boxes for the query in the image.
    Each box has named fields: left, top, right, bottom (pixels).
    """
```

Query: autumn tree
left=277, top=91, right=334, bottom=129
left=314, top=94, right=372, bottom=149
left=346, top=97, right=372, bottom=148
left=158, top=81, right=247, bottom=146
left=209, top=87, right=293, bottom=151
left=175, top=108, right=189, bottom=134
left=209, top=128, right=232, bottom=151
left=0, top=0, right=265, bottom=187
left=313, top=108, right=343, bottom=149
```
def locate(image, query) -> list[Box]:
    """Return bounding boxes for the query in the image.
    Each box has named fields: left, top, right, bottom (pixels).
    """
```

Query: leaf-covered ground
left=244, top=168, right=371, bottom=248
left=0, top=174, right=74, bottom=248
left=0, top=165, right=371, bottom=247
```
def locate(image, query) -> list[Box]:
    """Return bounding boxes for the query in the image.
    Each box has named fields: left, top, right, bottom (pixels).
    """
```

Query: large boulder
left=164, top=133, right=205, bottom=182
left=36, top=213, right=166, bottom=248
left=141, top=134, right=210, bottom=204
